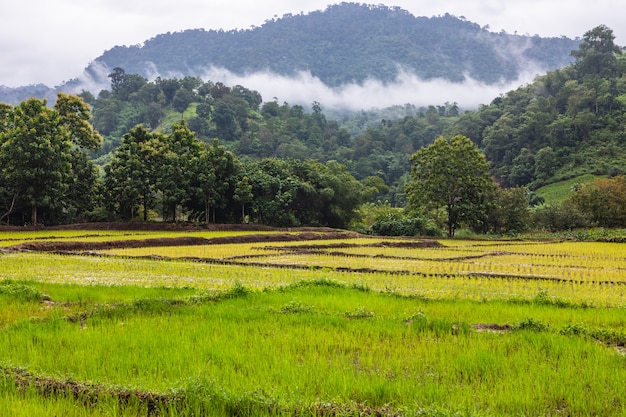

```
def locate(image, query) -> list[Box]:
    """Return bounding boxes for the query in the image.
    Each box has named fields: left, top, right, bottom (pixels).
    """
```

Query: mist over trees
left=445, top=25, right=626, bottom=190
left=0, top=3, right=581, bottom=107
left=93, top=3, right=578, bottom=88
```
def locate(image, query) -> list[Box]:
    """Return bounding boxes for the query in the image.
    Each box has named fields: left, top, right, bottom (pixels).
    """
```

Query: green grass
left=534, top=174, right=601, bottom=205
left=157, top=104, right=198, bottom=132
left=2, top=282, right=626, bottom=416
left=2, top=230, right=626, bottom=416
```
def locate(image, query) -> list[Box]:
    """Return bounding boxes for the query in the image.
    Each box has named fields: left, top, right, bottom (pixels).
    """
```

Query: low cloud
left=198, top=66, right=540, bottom=111
left=71, top=63, right=543, bottom=112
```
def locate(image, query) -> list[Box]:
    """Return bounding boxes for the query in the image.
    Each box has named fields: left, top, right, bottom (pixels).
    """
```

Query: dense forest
left=0, top=3, right=580, bottom=105
left=83, top=67, right=463, bottom=206
left=444, top=25, right=626, bottom=190
left=1, top=25, right=626, bottom=235
left=92, top=3, right=578, bottom=86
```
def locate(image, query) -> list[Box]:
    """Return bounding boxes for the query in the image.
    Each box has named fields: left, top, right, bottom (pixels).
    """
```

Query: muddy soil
left=2, top=227, right=361, bottom=253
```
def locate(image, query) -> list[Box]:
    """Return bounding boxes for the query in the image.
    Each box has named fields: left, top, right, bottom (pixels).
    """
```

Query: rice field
left=1, top=227, right=625, bottom=416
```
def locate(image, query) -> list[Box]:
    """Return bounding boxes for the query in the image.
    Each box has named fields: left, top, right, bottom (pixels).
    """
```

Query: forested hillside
left=0, top=2, right=581, bottom=107
left=80, top=24, right=625, bottom=206
left=84, top=67, right=462, bottom=207
left=445, top=25, right=626, bottom=189
left=92, top=3, right=577, bottom=87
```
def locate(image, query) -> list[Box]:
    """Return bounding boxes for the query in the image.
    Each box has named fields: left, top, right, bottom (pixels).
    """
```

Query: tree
left=172, top=88, right=194, bottom=115
left=54, top=92, right=103, bottom=150
left=188, top=139, right=238, bottom=224
left=233, top=175, right=253, bottom=223
left=533, top=146, right=557, bottom=183
left=212, top=101, right=239, bottom=141
left=486, top=187, right=531, bottom=234
left=108, top=67, right=126, bottom=93
left=104, top=125, right=161, bottom=221
left=571, top=25, right=622, bottom=78
left=162, top=122, right=203, bottom=221
left=571, top=176, right=626, bottom=227
left=0, top=98, right=79, bottom=225
left=406, top=135, right=496, bottom=237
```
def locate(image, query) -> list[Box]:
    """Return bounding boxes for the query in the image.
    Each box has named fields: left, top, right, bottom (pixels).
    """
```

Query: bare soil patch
left=3, top=229, right=361, bottom=253
left=472, top=323, right=512, bottom=333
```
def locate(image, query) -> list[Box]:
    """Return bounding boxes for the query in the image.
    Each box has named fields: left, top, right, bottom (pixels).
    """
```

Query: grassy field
left=534, top=174, right=601, bottom=205
left=1, top=228, right=625, bottom=416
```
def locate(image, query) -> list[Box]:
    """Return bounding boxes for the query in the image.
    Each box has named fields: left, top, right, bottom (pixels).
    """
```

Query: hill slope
left=445, top=25, right=626, bottom=190
left=92, top=3, right=578, bottom=87
left=0, top=3, right=580, bottom=105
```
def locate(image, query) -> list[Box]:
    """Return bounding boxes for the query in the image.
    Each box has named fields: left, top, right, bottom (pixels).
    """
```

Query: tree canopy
left=406, top=135, right=496, bottom=236
left=446, top=25, right=626, bottom=189
left=90, top=3, right=577, bottom=89
left=0, top=95, right=101, bottom=225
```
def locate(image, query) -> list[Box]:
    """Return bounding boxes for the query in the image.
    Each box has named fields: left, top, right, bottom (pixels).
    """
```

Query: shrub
left=372, top=216, right=439, bottom=237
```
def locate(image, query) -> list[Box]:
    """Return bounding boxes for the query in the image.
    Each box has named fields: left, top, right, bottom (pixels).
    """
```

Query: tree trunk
left=0, top=191, right=19, bottom=224
left=204, top=197, right=210, bottom=224
left=31, top=205, right=37, bottom=226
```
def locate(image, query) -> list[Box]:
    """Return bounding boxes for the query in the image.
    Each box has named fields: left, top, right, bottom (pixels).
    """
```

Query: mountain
left=0, top=84, right=56, bottom=104
left=1, top=3, right=580, bottom=105
left=93, top=3, right=579, bottom=86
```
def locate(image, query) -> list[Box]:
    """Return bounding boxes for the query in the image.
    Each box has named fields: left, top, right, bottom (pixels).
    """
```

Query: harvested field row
left=1, top=231, right=359, bottom=253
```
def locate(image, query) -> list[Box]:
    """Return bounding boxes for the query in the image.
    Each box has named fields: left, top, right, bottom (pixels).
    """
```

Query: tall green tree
left=0, top=95, right=100, bottom=225
left=159, top=122, right=202, bottom=221
left=0, top=99, right=68, bottom=224
left=233, top=175, right=253, bottom=223
left=406, top=135, right=496, bottom=236
left=103, top=125, right=162, bottom=220
left=571, top=25, right=622, bottom=78
left=187, top=139, right=238, bottom=224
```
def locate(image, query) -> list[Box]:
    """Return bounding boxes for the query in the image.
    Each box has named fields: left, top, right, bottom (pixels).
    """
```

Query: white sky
left=1, top=0, right=623, bottom=89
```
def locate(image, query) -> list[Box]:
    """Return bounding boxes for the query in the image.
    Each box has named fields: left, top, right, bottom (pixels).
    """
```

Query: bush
left=532, top=201, right=591, bottom=231
left=372, top=216, right=440, bottom=236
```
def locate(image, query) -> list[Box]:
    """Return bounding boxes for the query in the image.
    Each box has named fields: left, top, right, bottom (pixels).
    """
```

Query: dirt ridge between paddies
left=2, top=230, right=362, bottom=253
left=3, top=365, right=405, bottom=416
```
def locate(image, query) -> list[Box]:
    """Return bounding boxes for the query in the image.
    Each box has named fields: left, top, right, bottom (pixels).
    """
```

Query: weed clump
left=0, top=280, right=50, bottom=302
left=279, top=300, right=314, bottom=314
left=344, top=306, right=374, bottom=319
left=513, top=317, right=548, bottom=332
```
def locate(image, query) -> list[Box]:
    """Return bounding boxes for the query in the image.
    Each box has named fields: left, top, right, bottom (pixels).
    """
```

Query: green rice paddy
left=1, top=228, right=625, bottom=416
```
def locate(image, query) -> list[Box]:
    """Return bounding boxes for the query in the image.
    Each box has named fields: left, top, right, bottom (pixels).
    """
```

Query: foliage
left=0, top=94, right=102, bottom=225
left=532, top=200, right=591, bottom=232
left=571, top=25, right=622, bottom=78
left=570, top=175, right=626, bottom=227
left=371, top=217, right=438, bottom=237
left=99, top=119, right=367, bottom=227
left=90, top=4, right=577, bottom=89
left=485, top=187, right=532, bottom=234
left=406, top=135, right=497, bottom=236
left=2, top=24, right=625, bottom=230
left=103, top=125, right=163, bottom=221
left=447, top=25, right=626, bottom=190
left=242, top=158, right=367, bottom=227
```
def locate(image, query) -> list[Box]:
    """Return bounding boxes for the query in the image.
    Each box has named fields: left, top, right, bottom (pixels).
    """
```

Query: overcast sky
left=1, top=0, right=624, bottom=89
